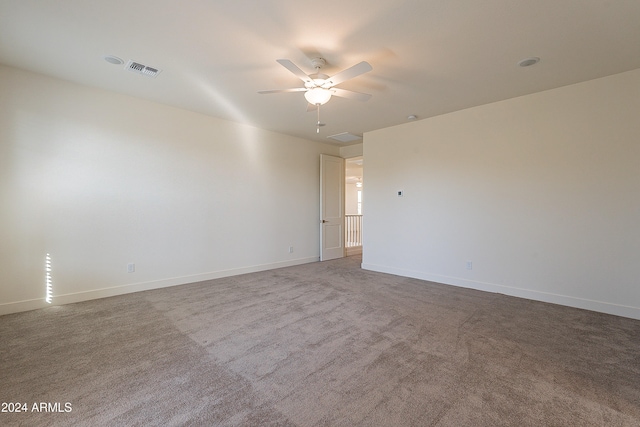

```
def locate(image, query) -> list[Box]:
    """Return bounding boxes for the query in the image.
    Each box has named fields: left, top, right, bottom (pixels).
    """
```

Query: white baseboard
left=361, top=262, right=640, bottom=321
left=0, top=299, right=51, bottom=316
left=0, top=257, right=319, bottom=316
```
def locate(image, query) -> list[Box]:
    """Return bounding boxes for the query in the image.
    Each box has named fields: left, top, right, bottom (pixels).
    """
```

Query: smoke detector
left=103, top=55, right=124, bottom=65
left=518, top=57, right=540, bottom=67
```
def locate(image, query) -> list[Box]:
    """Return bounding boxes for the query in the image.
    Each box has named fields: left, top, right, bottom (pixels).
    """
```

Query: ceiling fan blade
left=322, top=61, right=372, bottom=87
left=331, top=88, right=372, bottom=102
left=276, top=59, right=313, bottom=84
left=258, top=88, right=308, bottom=94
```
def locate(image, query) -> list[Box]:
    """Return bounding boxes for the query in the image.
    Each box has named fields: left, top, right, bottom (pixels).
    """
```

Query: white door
left=320, top=154, right=345, bottom=261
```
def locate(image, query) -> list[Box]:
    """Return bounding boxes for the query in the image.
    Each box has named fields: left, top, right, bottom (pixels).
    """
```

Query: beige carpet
left=1, top=255, right=639, bottom=426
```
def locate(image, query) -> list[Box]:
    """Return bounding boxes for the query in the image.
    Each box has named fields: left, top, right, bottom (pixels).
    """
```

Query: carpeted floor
left=1, top=255, right=639, bottom=426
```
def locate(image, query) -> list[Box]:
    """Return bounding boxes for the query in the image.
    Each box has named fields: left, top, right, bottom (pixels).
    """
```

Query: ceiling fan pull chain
left=317, top=104, right=321, bottom=134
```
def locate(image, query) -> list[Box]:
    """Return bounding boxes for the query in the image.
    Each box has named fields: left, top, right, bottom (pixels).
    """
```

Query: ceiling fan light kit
left=259, top=57, right=372, bottom=133
left=304, top=87, right=332, bottom=105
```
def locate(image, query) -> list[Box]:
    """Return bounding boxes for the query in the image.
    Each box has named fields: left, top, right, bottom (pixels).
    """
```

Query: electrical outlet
left=127, top=263, right=135, bottom=273
left=466, top=261, right=473, bottom=270
left=289, top=246, right=294, bottom=253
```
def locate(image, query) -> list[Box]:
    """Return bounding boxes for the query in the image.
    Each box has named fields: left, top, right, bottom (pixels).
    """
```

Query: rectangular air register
left=327, top=132, right=362, bottom=143
left=125, top=60, right=161, bottom=78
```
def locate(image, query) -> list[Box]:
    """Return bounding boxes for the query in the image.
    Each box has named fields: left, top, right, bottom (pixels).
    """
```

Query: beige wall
left=363, top=69, right=640, bottom=319
left=4, top=63, right=639, bottom=319
left=345, top=183, right=361, bottom=216
left=0, top=65, right=339, bottom=314
left=339, top=143, right=363, bottom=158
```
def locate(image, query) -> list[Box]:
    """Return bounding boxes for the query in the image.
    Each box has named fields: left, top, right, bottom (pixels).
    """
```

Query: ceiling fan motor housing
left=305, top=74, right=329, bottom=88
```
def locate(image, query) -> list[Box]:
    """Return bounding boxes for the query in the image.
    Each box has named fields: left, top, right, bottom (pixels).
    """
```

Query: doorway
left=345, top=156, right=363, bottom=256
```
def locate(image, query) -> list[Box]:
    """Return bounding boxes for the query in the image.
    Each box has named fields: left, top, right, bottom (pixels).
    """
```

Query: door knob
left=322, top=219, right=328, bottom=223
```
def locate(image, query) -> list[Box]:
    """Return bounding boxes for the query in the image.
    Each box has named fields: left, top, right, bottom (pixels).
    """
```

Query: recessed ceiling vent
left=327, top=132, right=362, bottom=143
left=125, top=60, right=161, bottom=78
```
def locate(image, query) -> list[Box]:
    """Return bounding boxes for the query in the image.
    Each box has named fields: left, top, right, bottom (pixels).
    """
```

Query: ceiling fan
left=258, top=57, right=373, bottom=132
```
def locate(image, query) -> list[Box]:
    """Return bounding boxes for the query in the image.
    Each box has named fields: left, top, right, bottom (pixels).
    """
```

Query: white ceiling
left=1, top=0, right=639, bottom=145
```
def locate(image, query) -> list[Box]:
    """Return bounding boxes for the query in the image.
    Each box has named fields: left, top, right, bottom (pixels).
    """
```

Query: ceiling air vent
left=327, top=132, right=362, bottom=143
left=125, top=60, right=161, bottom=78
